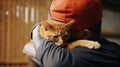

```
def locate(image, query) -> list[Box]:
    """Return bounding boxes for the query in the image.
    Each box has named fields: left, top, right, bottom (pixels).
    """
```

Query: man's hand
left=23, top=41, right=36, bottom=58
left=23, top=24, right=40, bottom=59
left=23, top=24, right=42, bottom=65
left=23, top=41, right=40, bottom=65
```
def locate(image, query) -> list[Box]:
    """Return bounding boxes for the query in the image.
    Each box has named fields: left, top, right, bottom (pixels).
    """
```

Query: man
left=23, top=0, right=120, bottom=67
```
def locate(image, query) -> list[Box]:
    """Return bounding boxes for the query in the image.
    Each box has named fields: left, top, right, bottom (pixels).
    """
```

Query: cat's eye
left=53, top=35, right=58, bottom=38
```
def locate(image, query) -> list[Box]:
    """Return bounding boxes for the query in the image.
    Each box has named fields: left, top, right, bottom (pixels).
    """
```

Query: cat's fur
left=39, top=20, right=101, bottom=49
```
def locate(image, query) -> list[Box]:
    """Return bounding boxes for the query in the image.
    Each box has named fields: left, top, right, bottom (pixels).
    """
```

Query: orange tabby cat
left=39, top=20, right=101, bottom=49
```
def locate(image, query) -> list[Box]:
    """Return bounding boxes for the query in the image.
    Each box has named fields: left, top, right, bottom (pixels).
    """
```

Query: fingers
left=32, top=25, right=40, bottom=39
left=23, top=42, right=36, bottom=58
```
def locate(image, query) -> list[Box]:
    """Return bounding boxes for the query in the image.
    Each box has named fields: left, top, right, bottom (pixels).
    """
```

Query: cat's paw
left=87, top=41, right=101, bottom=49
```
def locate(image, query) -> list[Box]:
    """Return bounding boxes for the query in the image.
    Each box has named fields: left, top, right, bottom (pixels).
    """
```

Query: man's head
left=49, top=0, right=102, bottom=40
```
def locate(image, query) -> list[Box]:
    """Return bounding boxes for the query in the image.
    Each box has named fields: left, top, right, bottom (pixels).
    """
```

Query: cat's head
left=39, top=20, right=74, bottom=46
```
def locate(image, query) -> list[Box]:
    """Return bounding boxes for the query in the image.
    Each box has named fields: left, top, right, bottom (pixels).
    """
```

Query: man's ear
left=41, top=20, right=53, bottom=31
left=82, top=29, right=92, bottom=39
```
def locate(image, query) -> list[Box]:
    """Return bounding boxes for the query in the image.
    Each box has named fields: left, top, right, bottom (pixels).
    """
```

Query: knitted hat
left=50, top=0, right=102, bottom=30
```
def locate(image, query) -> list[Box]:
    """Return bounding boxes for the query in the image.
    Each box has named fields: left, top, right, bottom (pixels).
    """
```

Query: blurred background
left=0, top=0, right=120, bottom=67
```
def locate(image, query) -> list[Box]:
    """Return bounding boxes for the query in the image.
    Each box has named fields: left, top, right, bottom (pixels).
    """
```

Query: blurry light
left=25, top=7, right=28, bottom=24
left=31, top=7, right=34, bottom=22
left=6, top=11, right=9, bottom=15
left=16, top=5, right=20, bottom=18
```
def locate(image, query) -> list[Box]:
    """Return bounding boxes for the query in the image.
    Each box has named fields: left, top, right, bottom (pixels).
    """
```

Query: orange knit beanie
left=50, top=0, right=102, bottom=29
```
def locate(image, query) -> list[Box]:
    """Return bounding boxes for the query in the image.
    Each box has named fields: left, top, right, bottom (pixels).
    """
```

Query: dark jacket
left=32, top=24, right=120, bottom=67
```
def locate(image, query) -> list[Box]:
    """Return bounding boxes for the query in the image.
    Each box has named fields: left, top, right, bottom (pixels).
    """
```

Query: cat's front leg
left=66, top=40, right=101, bottom=49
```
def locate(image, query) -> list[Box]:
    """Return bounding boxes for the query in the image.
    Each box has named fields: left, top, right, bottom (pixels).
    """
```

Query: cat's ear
left=64, top=20, right=75, bottom=29
left=41, top=20, right=53, bottom=31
